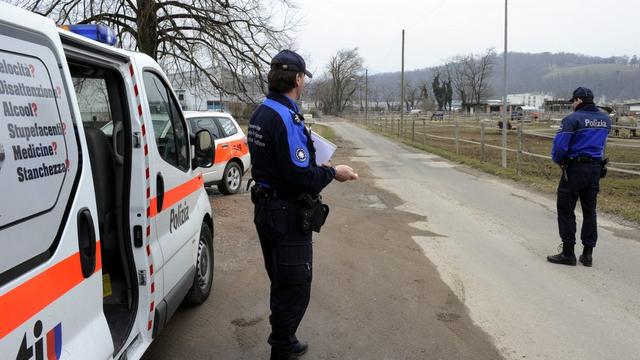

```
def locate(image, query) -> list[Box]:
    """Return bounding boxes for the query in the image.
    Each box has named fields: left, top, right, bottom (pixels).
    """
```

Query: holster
left=560, top=160, right=568, bottom=182
left=296, top=193, right=330, bottom=233
left=250, top=185, right=271, bottom=204
left=600, top=158, right=609, bottom=179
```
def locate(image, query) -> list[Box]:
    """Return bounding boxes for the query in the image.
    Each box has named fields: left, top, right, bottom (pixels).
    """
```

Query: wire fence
left=347, top=114, right=640, bottom=177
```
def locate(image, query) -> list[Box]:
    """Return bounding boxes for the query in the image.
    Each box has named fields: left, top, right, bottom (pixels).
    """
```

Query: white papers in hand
left=310, top=130, right=337, bottom=165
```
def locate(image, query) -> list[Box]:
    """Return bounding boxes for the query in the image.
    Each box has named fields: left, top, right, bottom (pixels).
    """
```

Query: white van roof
left=57, top=23, right=154, bottom=65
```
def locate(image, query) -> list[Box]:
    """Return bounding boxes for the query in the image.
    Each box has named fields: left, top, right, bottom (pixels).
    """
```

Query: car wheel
left=219, top=161, right=242, bottom=195
left=186, top=222, right=214, bottom=305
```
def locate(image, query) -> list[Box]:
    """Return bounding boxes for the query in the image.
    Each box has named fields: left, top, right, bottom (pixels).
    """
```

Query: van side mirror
left=193, top=129, right=214, bottom=169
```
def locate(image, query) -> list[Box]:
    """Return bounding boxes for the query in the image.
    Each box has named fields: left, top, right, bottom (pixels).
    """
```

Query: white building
left=168, top=69, right=264, bottom=113
left=625, top=99, right=640, bottom=114
left=507, top=93, right=553, bottom=110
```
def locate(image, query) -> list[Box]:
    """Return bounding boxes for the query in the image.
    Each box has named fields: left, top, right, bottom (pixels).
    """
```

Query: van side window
left=143, top=72, right=189, bottom=171
left=216, top=117, right=238, bottom=137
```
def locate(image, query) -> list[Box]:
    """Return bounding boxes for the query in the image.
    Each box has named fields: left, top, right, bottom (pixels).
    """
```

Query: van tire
left=219, top=161, right=242, bottom=195
left=186, top=222, right=214, bottom=305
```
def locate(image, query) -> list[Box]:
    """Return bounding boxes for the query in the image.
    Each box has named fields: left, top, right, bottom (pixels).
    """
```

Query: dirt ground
left=142, top=137, right=502, bottom=360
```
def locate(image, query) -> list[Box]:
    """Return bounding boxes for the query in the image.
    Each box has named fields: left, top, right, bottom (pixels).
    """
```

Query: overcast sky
left=289, top=0, right=640, bottom=75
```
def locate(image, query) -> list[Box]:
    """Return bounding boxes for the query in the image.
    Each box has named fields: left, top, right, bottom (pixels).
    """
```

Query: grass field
left=349, top=115, right=640, bottom=224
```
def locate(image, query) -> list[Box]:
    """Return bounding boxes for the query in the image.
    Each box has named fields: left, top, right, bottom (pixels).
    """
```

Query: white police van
left=0, top=3, right=216, bottom=359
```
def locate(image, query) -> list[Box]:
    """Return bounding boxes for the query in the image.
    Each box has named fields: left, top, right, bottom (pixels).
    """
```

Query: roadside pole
left=501, top=0, right=508, bottom=168
left=400, top=29, right=405, bottom=137
left=365, top=67, right=369, bottom=129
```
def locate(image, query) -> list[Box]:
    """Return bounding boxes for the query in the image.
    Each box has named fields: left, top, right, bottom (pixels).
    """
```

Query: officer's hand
left=334, top=164, right=359, bottom=182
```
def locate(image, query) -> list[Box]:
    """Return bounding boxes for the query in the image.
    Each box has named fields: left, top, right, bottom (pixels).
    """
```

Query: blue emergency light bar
left=61, top=24, right=116, bottom=46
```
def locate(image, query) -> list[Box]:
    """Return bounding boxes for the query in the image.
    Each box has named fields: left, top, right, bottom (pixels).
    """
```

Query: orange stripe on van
left=148, top=175, right=204, bottom=218
left=0, top=242, right=102, bottom=340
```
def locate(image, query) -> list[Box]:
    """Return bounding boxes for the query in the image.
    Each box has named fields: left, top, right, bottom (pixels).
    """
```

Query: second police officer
left=247, top=49, right=359, bottom=360
left=548, top=87, right=611, bottom=267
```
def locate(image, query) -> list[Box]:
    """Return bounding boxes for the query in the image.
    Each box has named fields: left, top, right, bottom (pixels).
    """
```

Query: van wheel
left=219, top=162, right=242, bottom=195
left=186, top=222, right=213, bottom=304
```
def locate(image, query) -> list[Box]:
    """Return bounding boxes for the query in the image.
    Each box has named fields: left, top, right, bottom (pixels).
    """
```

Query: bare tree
left=13, top=0, right=295, bottom=102
left=445, top=49, right=495, bottom=111
left=446, top=59, right=469, bottom=108
left=305, top=76, right=333, bottom=114
left=370, top=88, right=381, bottom=111
left=418, top=80, right=434, bottom=111
left=466, top=48, right=496, bottom=104
left=327, top=48, right=364, bottom=113
left=404, top=80, right=420, bottom=111
left=382, top=86, right=398, bottom=112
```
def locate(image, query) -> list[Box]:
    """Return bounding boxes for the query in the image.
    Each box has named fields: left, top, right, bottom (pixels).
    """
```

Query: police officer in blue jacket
left=248, top=50, right=358, bottom=360
left=548, top=87, right=611, bottom=267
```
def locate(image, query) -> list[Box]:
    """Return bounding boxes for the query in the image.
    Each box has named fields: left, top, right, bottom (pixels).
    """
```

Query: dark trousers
left=557, top=162, right=601, bottom=247
left=254, top=199, right=312, bottom=359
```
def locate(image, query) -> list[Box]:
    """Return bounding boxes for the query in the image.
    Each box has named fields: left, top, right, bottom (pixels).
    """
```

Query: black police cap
left=271, top=50, right=313, bottom=79
left=569, top=87, right=594, bottom=102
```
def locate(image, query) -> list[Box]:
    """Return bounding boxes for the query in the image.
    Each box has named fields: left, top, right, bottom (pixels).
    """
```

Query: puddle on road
left=399, top=153, right=439, bottom=160
left=422, top=161, right=457, bottom=168
left=351, top=156, right=376, bottom=162
left=602, top=225, right=640, bottom=242
left=356, top=194, right=387, bottom=209
left=355, top=149, right=379, bottom=157
left=409, top=221, right=445, bottom=237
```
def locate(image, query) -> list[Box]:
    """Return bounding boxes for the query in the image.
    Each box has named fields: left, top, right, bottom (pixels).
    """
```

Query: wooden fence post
left=455, top=120, right=460, bottom=155
left=412, top=119, right=415, bottom=143
left=517, top=121, right=523, bottom=176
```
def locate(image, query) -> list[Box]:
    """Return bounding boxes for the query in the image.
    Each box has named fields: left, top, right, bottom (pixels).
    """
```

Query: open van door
left=0, top=4, right=113, bottom=359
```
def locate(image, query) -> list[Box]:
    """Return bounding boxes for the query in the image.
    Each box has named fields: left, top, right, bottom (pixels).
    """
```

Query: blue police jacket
left=551, top=104, right=611, bottom=164
left=247, top=92, right=336, bottom=195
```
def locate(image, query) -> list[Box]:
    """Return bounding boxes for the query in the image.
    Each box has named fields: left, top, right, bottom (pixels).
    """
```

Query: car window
left=216, top=117, right=238, bottom=137
left=191, top=118, right=222, bottom=139
left=143, top=71, right=190, bottom=171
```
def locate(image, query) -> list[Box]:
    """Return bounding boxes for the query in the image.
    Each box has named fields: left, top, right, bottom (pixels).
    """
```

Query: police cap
left=271, top=50, right=313, bottom=79
left=569, top=87, right=594, bottom=102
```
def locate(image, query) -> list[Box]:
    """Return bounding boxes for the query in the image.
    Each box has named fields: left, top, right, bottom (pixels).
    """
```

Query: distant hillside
left=369, top=52, right=640, bottom=102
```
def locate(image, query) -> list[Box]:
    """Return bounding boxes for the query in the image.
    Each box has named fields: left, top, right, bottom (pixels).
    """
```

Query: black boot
left=579, top=246, right=593, bottom=267
left=547, top=243, right=576, bottom=266
left=289, top=342, right=308, bottom=359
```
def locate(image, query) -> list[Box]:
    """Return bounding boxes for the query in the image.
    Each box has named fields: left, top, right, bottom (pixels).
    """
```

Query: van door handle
left=156, top=172, right=165, bottom=213
left=77, top=208, right=97, bottom=278
left=221, top=143, right=229, bottom=149
left=112, top=122, right=125, bottom=165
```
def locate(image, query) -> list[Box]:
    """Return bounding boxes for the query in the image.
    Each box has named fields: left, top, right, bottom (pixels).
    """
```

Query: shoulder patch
left=295, top=147, right=307, bottom=162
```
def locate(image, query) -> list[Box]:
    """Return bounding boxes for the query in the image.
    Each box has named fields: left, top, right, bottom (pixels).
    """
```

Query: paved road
left=143, top=133, right=501, bottom=360
left=330, top=119, right=640, bottom=360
